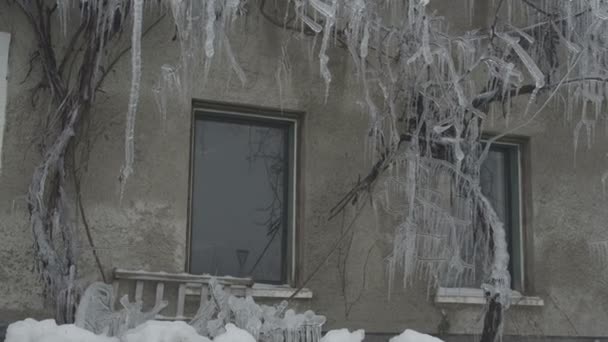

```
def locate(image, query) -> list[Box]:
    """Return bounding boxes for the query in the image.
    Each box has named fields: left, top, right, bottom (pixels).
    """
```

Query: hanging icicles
left=119, top=0, right=144, bottom=199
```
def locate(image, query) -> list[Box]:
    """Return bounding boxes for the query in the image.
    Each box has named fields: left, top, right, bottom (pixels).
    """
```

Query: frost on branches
left=17, top=0, right=608, bottom=333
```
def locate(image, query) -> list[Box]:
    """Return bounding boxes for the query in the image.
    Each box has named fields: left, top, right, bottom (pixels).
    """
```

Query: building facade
left=1, top=1, right=608, bottom=341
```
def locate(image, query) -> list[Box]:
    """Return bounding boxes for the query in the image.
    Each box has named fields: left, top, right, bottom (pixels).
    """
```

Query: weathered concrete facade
left=2, top=1, right=608, bottom=340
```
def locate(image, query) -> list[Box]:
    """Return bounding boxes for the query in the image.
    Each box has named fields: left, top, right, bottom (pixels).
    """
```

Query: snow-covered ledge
left=113, top=269, right=313, bottom=320
left=435, top=287, right=544, bottom=306
left=113, top=268, right=312, bottom=300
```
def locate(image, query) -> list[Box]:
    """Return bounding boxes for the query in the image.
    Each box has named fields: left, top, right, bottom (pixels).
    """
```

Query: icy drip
left=498, top=32, right=545, bottom=116
left=315, top=0, right=338, bottom=101
left=120, top=0, right=144, bottom=199
left=203, top=0, right=216, bottom=82
left=56, top=0, right=71, bottom=36
left=152, top=64, right=182, bottom=127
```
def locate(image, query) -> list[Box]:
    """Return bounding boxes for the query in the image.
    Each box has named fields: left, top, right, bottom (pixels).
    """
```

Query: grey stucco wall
left=1, top=0, right=608, bottom=339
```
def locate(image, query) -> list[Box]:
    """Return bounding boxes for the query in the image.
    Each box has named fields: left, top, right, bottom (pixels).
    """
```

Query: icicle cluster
left=74, top=281, right=325, bottom=342
left=75, top=282, right=168, bottom=336
left=190, top=279, right=325, bottom=342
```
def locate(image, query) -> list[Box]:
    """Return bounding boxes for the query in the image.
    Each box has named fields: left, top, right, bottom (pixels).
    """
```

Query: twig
left=548, top=294, right=579, bottom=335
left=521, top=0, right=552, bottom=16
left=288, top=193, right=370, bottom=300
left=73, top=169, right=107, bottom=283
left=96, top=13, right=167, bottom=90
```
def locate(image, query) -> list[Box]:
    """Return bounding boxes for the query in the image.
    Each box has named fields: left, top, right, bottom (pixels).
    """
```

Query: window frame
left=186, top=99, right=303, bottom=286
left=437, top=135, right=536, bottom=301
left=481, top=135, right=534, bottom=295
left=481, top=139, right=525, bottom=292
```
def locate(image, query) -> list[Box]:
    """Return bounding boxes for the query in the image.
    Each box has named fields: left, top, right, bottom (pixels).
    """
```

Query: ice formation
left=32, top=0, right=608, bottom=334
left=74, top=282, right=168, bottom=336
left=70, top=281, right=325, bottom=342
left=120, top=0, right=144, bottom=198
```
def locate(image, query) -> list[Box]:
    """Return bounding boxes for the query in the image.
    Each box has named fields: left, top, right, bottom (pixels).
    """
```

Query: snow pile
left=389, top=330, right=444, bottom=342
left=122, top=321, right=212, bottom=342
left=214, top=324, right=256, bottom=342
left=320, top=328, right=441, bottom=342
left=320, top=329, right=365, bottom=342
left=6, top=320, right=255, bottom=342
left=6, top=319, right=442, bottom=342
left=5, top=319, right=118, bottom=342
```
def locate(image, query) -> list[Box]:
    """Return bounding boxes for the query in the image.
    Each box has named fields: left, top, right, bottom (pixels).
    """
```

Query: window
left=188, top=102, right=298, bottom=284
left=0, top=32, right=10, bottom=174
left=479, top=142, right=523, bottom=291
left=453, top=141, right=524, bottom=291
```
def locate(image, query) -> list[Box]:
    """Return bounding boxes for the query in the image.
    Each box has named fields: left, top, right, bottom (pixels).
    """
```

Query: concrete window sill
left=114, top=268, right=313, bottom=300
left=184, top=282, right=313, bottom=299
left=435, top=287, right=544, bottom=306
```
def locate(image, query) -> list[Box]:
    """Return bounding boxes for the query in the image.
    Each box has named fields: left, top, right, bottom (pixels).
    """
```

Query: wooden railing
left=112, top=269, right=313, bottom=320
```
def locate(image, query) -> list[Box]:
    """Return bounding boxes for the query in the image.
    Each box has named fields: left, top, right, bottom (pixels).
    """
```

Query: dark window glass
left=190, top=113, right=291, bottom=283
left=480, top=146, right=516, bottom=284
left=446, top=143, right=522, bottom=289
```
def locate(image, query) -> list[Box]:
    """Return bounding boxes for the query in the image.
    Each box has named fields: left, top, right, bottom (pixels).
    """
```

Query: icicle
left=602, top=166, right=608, bottom=196
left=498, top=33, right=545, bottom=116
left=310, top=0, right=335, bottom=19
left=120, top=0, right=144, bottom=199
left=317, top=0, right=337, bottom=102
left=57, top=0, right=70, bottom=36
left=222, top=32, right=247, bottom=86
left=300, top=14, right=323, bottom=33
left=203, top=0, right=217, bottom=81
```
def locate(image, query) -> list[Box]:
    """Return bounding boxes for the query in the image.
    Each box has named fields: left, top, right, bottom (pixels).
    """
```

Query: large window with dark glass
left=189, top=106, right=296, bottom=284
left=479, top=142, right=523, bottom=290
left=452, top=141, right=523, bottom=290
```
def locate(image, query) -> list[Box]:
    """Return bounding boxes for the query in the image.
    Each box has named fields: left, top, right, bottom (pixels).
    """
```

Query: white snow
left=389, top=330, right=444, bottom=342
left=7, top=319, right=444, bottom=342
left=122, top=321, right=212, bottom=342
left=6, top=320, right=252, bottom=342
left=213, top=324, right=256, bottom=342
left=320, top=329, right=365, bottom=342
left=5, top=319, right=119, bottom=342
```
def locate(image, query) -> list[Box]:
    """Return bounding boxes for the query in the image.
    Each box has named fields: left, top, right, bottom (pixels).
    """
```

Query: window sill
left=185, top=282, right=313, bottom=299
left=114, top=268, right=313, bottom=300
left=435, top=287, right=544, bottom=307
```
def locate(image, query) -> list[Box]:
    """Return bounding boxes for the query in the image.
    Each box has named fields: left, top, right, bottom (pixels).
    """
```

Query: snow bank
left=389, top=329, right=444, bottom=342
left=122, top=321, right=211, bottom=342
left=321, top=329, right=365, bottom=342
left=214, top=324, right=256, bottom=342
left=6, top=318, right=439, bottom=342
left=6, top=319, right=256, bottom=342
left=5, top=319, right=118, bottom=342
